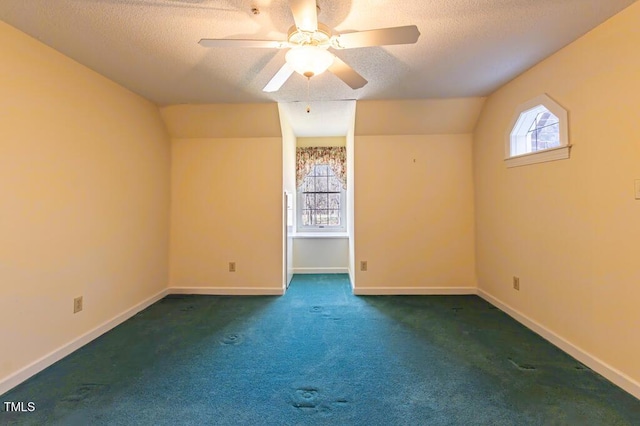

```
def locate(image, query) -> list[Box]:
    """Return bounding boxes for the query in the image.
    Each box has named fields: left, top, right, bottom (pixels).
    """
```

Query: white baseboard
left=169, top=287, right=284, bottom=296
left=0, top=288, right=169, bottom=396
left=478, top=289, right=640, bottom=400
left=354, top=286, right=477, bottom=296
left=292, top=267, right=349, bottom=274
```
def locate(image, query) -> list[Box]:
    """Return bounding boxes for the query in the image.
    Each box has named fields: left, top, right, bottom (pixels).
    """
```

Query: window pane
left=536, top=111, right=558, bottom=127
left=328, top=194, right=340, bottom=209
left=328, top=210, right=340, bottom=225
left=328, top=176, right=342, bottom=191
left=315, top=176, right=328, bottom=192
left=301, top=210, right=311, bottom=226
left=528, top=110, right=560, bottom=152
left=304, top=193, right=315, bottom=209
left=530, top=122, right=560, bottom=152
left=537, top=122, right=560, bottom=150
left=316, top=210, right=329, bottom=225
left=316, top=165, right=329, bottom=176
left=302, top=176, right=315, bottom=192
left=316, top=193, right=328, bottom=209
left=299, top=162, right=345, bottom=230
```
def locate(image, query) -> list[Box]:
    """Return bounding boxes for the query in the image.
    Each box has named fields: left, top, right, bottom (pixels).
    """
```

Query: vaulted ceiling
left=1, top=0, right=636, bottom=107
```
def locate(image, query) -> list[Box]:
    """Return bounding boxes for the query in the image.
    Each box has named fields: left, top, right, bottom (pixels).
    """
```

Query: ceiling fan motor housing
left=287, top=23, right=332, bottom=47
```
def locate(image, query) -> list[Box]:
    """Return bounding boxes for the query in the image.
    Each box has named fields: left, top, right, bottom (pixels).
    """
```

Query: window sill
left=505, top=145, right=571, bottom=168
left=292, top=232, right=349, bottom=239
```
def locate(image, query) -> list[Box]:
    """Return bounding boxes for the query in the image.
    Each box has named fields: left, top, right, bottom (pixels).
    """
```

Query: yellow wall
left=0, top=22, right=171, bottom=382
left=169, top=137, right=283, bottom=293
left=353, top=134, right=477, bottom=292
left=162, top=103, right=284, bottom=293
left=474, top=2, right=640, bottom=387
left=352, top=99, right=482, bottom=293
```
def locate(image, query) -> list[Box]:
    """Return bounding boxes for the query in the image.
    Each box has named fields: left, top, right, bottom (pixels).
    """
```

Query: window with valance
left=296, top=147, right=346, bottom=189
left=296, top=147, right=347, bottom=231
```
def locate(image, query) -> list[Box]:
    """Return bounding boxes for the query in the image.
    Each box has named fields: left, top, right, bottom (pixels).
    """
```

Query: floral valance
left=296, top=146, right=347, bottom=189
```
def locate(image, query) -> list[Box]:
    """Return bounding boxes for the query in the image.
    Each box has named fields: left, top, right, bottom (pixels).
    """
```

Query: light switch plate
left=635, top=179, right=640, bottom=200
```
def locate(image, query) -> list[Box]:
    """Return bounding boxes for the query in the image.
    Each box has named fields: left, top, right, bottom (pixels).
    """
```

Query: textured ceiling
left=1, top=0, right=637, bottom=107
left=280, top=100, right=354, bottom=137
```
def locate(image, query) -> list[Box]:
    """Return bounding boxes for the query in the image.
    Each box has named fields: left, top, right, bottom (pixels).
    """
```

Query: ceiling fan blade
left=199, top=39, right=288, bottom=49
left=263, top=62, right=295, bottom=92
left=332, top=25, right=420, bottom=49
left=290, top=0, right=318, bottom=32
left=328, top=56, right=367, bottom=90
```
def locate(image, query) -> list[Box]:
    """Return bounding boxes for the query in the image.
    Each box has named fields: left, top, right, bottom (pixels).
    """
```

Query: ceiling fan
left=198, top=0, right=420, bottom=92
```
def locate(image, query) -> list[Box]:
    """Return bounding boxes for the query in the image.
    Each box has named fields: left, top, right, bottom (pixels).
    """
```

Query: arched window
left=506, top=94, right=570, bottom=167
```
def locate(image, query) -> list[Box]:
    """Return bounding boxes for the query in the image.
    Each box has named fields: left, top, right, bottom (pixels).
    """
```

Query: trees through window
left=506, top=94, right=569, bottom=167
left=300, top=164, right=343, bottom=228
left=296, top=146, right=346, bottom=232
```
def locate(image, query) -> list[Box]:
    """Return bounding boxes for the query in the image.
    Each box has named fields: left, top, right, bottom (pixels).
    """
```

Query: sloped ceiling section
left=355, top=98, right=486, bottom=136
left=160, top=103, right=282, bottom=138
left=0, top=0, right=636, bottom=105
left=279, top=100, right=355, bottom=137
left=160, top=98, right=484, bottom=139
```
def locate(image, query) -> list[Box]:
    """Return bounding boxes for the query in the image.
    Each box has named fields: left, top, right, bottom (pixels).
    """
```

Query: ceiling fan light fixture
left=285, top=45, right=334, bottom=78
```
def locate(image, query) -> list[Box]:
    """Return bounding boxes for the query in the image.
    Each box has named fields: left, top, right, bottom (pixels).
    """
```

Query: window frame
left=296, top=163, right=347, bottom=233
left=505, top=94, right=570, bottom=168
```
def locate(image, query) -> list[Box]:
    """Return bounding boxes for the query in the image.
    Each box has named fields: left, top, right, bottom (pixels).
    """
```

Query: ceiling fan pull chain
left=306, top=77, right=311, bottom=113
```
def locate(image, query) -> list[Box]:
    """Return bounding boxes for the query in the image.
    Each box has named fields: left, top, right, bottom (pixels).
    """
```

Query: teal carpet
left=2, top=274, right=639, bottom=425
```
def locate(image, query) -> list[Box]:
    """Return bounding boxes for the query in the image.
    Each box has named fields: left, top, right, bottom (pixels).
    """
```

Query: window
left=506, top=94, right=570, bottom=167
left=296, top=147, right=346, bottom=232
left=299, top=164, right=345, bottom=229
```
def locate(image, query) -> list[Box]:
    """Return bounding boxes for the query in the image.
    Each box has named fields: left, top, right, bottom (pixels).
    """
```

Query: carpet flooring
left=2, top=274, right=639, bottom=425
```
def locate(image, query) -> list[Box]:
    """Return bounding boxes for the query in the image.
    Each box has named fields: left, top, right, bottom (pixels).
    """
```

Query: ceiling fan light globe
left=285, top=45, right=334, bottom=78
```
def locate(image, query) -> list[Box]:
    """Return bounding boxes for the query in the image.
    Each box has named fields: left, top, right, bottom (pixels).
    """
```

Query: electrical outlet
left=360, top=261, right=368, bottom=272
left=229, top=262, right=236, bottom=272
left=73, top=296, right=83, bottom=313
left=513, top=276, right=520, bottom=291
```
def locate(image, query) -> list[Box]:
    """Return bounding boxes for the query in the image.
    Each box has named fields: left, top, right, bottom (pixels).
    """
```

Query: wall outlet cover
left=513, top=276, right=520, bottom=291
left=73, top=296, right=83, bottom=313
